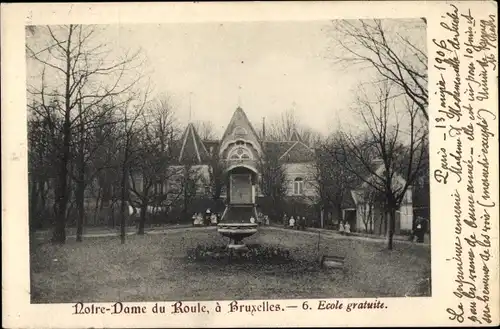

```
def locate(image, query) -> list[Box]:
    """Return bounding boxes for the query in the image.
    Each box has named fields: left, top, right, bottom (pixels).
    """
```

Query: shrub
left=186, top=243, right=319, bottom=270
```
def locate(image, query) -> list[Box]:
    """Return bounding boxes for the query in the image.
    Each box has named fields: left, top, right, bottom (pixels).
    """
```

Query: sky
left=27, top=20, right=426, bottom=139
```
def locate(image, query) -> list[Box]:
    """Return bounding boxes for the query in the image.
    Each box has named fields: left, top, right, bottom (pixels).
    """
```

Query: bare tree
left=259, top=143, right=288, bottom=219
left=180, top=164, right=204, bottom=221
left=333, top=82, right=428, bottom=250
left=26, top=24, right=144, bottom=244
left=116, top=92, right=151, bottom=243
left=329, top=19, right=428, bottom=120
left=311, top=134, right=358, bottom=227
left=128, top=98, right=180, bottom=234
left=267, top=108, right=298, bottom=141
left=207, top=146, right=226, bottom=203
left=264, top=108, right=322, bottom=146
left=193, top=120, right=218, bottom=140
left=28, top=102, right=61, bottom=231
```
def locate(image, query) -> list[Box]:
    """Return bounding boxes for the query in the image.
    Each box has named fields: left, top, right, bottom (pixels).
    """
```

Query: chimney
left=262, top=117, right=266, bottom=141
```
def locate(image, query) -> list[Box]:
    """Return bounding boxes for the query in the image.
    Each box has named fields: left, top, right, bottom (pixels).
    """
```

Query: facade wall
left=283, top=162, right=316, bottom=198
left=352, top=189, right=413, bottom=233
left=398, top=203, right=413, bottom=231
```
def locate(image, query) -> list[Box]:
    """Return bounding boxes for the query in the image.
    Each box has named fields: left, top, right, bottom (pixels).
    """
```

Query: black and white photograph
left=25, top=18, right=431, bottom=304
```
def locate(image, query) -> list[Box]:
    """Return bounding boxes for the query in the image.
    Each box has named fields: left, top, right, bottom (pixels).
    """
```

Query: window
left=233, top=126, right=248, bottom=138
left=228, top=146, right=252, bottom=160
left=293, top=177, right=304, bottom=195
left=154, top=181, right=164, bottom=195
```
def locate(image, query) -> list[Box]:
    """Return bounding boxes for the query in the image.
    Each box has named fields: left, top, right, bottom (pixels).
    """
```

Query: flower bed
left=186, top=243, right=320, bottom=271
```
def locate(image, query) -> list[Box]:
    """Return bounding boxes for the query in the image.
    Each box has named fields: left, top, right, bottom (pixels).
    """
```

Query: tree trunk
left=52, top=134, right=70, bottom=244
left=51, top=29, right=74, bottom=245
left=76, top=94, right=86, bottom=242
left=183, top=177, right=189, bottom=221
left=94, top=186, right=101, bottom=224
left=336, top=204, right=343, bottom=224
left=387, top=208, right=396, bottom=250
left=138, top=203, right=147, bottom=235
left=29, top=174, right=39, bottom=231
left=39, top=180, right=48, bottom=227
left=110, top=199, right=116, bottom=228
left=75, top=179, right=85, bottom=242
left=120, top=162, right=129, bottom=244
left=383, top=211, right=388, bottom=236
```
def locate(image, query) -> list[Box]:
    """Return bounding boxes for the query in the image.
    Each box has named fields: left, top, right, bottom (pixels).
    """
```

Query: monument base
left=228, top=243, right=249, bottom=251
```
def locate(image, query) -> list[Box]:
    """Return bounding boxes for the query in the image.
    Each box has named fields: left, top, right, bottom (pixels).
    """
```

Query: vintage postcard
left=1, top=1, right=498, bottom=328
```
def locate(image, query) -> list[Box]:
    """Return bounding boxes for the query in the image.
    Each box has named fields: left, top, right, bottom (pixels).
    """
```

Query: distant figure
left=256, top=213, right=263, bottom=225
left=193, top=213, right=203, bottom=226
left=339, top=221, right=345, bottom=235
left=264, top=215, right=270, bottom=226
left=205, top=208, right=211, bottom=226
left=250, top=216, right=256, bottom=224
left=301, top=216, right=307, bottom=230
left=283, top=214, right=288, bottom=227
left=415, top=217, right=425, bottom=243
left=210, top=213, right=217, bottom=225
left=344, top=221, right=351, bottom=235
left=289, top=216, right=295, bottom=228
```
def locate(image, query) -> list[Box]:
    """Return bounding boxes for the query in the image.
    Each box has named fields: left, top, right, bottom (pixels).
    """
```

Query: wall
left=283, top=162, right=317, bottom=199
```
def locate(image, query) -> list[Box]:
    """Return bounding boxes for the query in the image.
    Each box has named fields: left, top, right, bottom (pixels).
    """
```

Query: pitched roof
left=262, top=141, right=295, bottom=159
left=360, top=162, right=407, bottom=191
left=261, top=140, right=315, bottom=163
left=202, top=140, right=220, bottom=155
left=289, top=130, right=303, bottom=142
left=176, top=123, right=210, bottom=165
left=341, top=191, right=356, bottom=209
left=220, top=107, right=262, bottom=149
left=279, top=141, right=315, bottom=163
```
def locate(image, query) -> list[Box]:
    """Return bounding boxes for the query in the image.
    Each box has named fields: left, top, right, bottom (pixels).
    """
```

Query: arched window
left=293, top=177, right=304, bottom=195
left=233, top=126, right=248, bottom=138
left=228, top=146, right=252, bottom=160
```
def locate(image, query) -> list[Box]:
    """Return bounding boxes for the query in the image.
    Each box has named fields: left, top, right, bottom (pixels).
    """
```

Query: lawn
left=30, top=227, right=431, bottom=303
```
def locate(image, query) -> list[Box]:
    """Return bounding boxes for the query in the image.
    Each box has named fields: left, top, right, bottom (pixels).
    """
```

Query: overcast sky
left=27, top=20, right=426, bottom=138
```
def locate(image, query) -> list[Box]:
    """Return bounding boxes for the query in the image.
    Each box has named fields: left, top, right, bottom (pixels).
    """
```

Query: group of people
left=193, top=208, right=272, bottom=226
left=192, top=209, right=219, bottom=226
left=338, top=221, right=351, bottom=235
left=283, top=214, right=307, bottom=230
left=253, top=212, right=270, bottom=226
